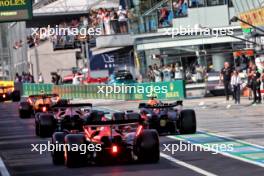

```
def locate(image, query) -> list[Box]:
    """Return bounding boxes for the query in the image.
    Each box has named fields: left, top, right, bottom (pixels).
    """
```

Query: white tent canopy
left=91, top=0, right=119, bottom=10
left=34, top=0, right=102, bottom=15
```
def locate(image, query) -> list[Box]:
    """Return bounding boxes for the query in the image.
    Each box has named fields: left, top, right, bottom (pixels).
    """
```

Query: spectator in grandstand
left=195, top=64, right=204, bottom=83
left=174, top=62, right=184, bottom=80
left=147, top=65, right=155, bottom=82
left=173, top=0, right=187, bottom=17
left=97, top=8, right=106, bottom=35
left=170, top=64, right=175, bottom=81
left=38, top=73, right=44, bottom=84
left=162, top=65, right=171, bottom=82
left=117, top=6, right=128, bottom=33
left=72, top=74, right=80, bottom=85
left=15, top=73, right=22, bottom=83
left=110, top=8, right=120, bottom=34
left=220, top=62, right=233, bottom=101
left=153, top=64, right=162, bottom=82
left=231, top=70, right=242, bottom=104
left=104, top=10, right=112, bottom=35
left=159, top=4, right=169, bottom=27
left=29, top=73, right=35, bottom=83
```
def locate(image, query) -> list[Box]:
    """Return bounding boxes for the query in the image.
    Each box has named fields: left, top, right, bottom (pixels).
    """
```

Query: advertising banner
left=0, top=0, right=32, bottom=22
left=22, top=80, right=186, bottom=100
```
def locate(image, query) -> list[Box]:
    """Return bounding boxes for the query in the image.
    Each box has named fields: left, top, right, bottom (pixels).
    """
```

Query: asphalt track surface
left=0, top=102, right=263, bottom=176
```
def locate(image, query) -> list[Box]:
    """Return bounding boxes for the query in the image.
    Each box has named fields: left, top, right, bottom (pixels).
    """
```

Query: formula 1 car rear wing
left=51, top=103, right=92, bottom=108
left=85, top=119, right=143, bottom=126
left=139, top=101, right=183, bottom=109
left=86, top=112, right=142, bottom=126
left=29, top=94, right=59, bottom=99
left=0, top=86, right=14, bottom=90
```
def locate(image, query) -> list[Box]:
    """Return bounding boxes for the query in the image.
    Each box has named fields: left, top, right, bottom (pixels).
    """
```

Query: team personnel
left=220, top=62, right=233, bottom=101
left=251, top=68, right=261, bottom=104
left=231, top=70, right=242, bottom=104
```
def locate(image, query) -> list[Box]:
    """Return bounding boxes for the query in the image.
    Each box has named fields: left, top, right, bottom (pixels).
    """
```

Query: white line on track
left=199, top=129, right=264, bottom=149
left=160, top=153, right=218, bottom=176
left=0, top=157, right=10, bottom=176
left=168, top=136, right=264, bottom=168
left=99, top=106, right=264, bottom=168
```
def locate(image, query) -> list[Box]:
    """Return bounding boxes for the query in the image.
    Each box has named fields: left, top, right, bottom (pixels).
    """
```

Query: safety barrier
left=22, top=80, right=186, bottom=100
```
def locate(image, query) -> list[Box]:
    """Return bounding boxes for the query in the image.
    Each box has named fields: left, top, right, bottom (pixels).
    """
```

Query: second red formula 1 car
left=51, top=111, right=159, bottom=167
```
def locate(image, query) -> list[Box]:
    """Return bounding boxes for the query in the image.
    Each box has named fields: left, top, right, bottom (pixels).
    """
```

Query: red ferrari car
left=51, top=111, right=160, bottom=167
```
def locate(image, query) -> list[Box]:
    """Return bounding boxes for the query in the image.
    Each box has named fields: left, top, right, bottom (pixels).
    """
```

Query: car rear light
left=42, top=107, right=47, bottom=112
left=112, top=145, right=118, bottom=154
left=2, top=94, right=6, bottom=98
left=136, top=125, right=143, bottom=137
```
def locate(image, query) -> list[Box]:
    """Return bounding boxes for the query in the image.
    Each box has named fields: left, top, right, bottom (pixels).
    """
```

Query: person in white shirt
left=153, top=65, right=161, bottom=82
left=117, top=6, right=128, bottom=33
left=162, top=65, right=171, bottom=82
left=38, top=73, right=44, bottom=83
left=72, top=74, right=80, bottom=85
left=231, top=70, right=242, bottom=104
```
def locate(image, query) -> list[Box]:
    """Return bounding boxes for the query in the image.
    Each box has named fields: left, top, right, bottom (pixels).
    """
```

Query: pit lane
left=0, top=101, right=263, bottom=176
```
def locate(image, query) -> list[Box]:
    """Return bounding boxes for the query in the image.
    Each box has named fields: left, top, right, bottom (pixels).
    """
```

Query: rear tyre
left=19, top=102, right=32, bottom=118
left=38, top=114, right=55, bottom=137
left=11, top=90, right=20, bottom=102
left=52, top=132, right=66, bottom=165
left=179, top=109, right=196, bottom=134
left=64, top=134, right=87, bottom=168
left=135, top=130, right=160, bottom=163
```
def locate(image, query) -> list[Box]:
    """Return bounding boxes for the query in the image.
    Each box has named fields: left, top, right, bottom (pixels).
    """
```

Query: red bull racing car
left=138, top=97, right=196, bottom=135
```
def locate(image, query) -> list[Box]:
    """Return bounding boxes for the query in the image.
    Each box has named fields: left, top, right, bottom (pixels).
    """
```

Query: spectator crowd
left=14, top=72, right=35, bottom=83
left=147, top=62, right=206, bottom=83
left=25, top=5, right=131, bottom=50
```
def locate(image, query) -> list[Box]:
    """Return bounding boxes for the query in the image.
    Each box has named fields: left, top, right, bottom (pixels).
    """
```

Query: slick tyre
left=64, top=134, right=87, bottom=168
left=19, top=102, right=32, bottom=118
left=179, top=109, right=196, bottom=134
left=135, top=129, right=160, bottom=163
left=38, top=114, right=55, bottom=137
left=52, top=132, right=66, bottom=165
left=11, top=90, right=21, bottom=102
